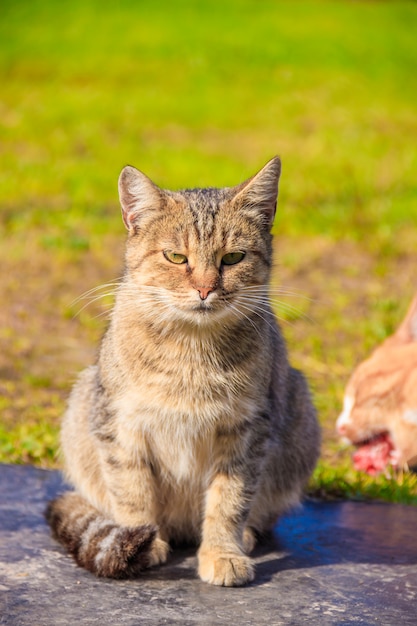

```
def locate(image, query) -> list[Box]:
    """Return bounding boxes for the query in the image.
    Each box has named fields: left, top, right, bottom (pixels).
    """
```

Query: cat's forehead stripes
left=181, top=186, right=228, bottom=211
left=171, top=187, right=229, bottom=243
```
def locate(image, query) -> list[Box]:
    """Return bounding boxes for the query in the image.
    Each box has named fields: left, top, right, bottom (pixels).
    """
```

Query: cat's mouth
left=192, top=301, right=215, bottom=313
left=352, top=431, right=400, bottom=475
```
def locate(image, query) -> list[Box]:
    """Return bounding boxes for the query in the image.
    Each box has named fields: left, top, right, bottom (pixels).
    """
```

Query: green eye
left=163, top=250, right=188, bottom=264
left=221, top=252, right=245, bottom=266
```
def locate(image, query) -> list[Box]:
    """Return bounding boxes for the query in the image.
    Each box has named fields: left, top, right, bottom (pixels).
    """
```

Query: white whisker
left=232, top=299, right=277, bottom=334
left=245, top=296, right=310, bottom=321
left=240, top=284, right=310, bottom=298
left=71, top=279, right=123, bottom=305
left=235, top=287, right=314, bottom=325
left=227, top=303, right=264, bottom=341
left=72, top=292, right=119, bottom=319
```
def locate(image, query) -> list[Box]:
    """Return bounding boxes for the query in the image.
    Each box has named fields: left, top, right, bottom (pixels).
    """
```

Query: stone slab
left=1, top=463, right=417, bottom=625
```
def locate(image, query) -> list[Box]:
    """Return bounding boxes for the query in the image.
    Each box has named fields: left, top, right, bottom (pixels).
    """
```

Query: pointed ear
left=118, top=165, right=163, bottom=232
left=381, top=293, right=417, bottom=350
left=393, top=294, right=417, bottom=344
left=232, top=157, right=281, bottom=227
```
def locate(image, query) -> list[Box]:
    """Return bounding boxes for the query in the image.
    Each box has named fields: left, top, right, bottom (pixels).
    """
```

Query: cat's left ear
left=232, top=156, right=281, bottom=227
left=379, top=293, right=417, bottom=351
left=118, top=165, right=163, bottom=232
left=392, top=293, right=417, bottom=344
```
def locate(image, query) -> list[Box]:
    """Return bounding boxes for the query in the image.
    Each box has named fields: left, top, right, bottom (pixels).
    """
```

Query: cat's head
left=117, top=158, right=281, bottom=326
left=336, top=294, right=417, bottom=471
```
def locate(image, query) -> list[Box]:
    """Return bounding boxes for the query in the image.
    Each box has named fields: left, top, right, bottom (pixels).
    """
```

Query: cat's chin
left=171, top=303, right=237, bottom=327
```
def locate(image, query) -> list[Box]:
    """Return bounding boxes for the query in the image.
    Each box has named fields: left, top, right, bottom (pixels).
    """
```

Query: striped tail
left=45, top=493, right=156, bottom=578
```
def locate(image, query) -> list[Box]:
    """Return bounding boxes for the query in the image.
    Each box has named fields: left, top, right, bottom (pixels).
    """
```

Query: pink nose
left=337, top=422, right=347, bottom=435
left=198, top=287, right=212, bottom=301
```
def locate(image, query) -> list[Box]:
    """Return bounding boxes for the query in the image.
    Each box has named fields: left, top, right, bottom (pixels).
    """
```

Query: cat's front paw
left=198, top=548, right=255, bottom=586
left=148, top=536, right=170, bottom=567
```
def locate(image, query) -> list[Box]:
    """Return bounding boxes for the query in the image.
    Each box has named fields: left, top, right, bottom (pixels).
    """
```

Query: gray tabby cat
left=46, top=157, right=320, bottom=586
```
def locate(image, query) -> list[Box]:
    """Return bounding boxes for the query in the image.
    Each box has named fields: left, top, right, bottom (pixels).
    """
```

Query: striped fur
left=47, top=158, right=320, bottom=585
left=45, top=493, right=156, bottom=578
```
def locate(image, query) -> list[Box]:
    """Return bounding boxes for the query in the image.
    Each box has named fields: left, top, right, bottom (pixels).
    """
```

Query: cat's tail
left=45, top=492, right=156, bottom=578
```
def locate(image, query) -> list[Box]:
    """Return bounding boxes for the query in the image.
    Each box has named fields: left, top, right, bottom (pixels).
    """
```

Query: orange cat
left=336, top=294, right=417, bottom=475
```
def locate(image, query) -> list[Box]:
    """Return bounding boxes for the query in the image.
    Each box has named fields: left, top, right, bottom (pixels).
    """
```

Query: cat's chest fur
left=105, top=306, right=269, bottom=421
left=113, top=331, right=262, bottom=412
left=99, top=312, right=270, bottom=484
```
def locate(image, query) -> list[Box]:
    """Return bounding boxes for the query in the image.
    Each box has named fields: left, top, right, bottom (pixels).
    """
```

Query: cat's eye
left=163, top=250, right=188, bottom=265
left=221, top=252, right=245, bottom=266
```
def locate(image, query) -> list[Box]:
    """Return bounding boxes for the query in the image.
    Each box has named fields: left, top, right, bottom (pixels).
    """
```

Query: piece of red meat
left=352, top=433, right=396, bottom=476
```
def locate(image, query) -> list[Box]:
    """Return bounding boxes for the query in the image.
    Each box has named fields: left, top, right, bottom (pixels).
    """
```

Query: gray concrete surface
left=1, top=463, right=416, bottom=625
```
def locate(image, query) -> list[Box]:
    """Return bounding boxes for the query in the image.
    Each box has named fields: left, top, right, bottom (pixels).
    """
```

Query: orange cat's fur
left=46, top=158, right=320, bottom=586
left=337, top=293, right=417, bottom=470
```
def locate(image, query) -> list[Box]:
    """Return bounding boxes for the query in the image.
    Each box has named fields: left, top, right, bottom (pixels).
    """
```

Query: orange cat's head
left=336, top=294, right=417, bottom=474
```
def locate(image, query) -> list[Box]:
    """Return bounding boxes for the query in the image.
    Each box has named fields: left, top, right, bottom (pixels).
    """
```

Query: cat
left=336, top=293, right=417, bottom=475
left=46, top=157, right=320, bottom=586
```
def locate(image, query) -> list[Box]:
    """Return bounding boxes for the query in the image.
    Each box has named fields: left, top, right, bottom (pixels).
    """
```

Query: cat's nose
left=337, top=422, right=347, bottom=435
left=336, top=413, right=349, bottom=435
left=197, top=287, right=212, bottom=301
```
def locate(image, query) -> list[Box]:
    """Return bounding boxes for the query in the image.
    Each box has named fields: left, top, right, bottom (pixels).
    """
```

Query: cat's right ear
left=118, top=166, right=162, bottom=232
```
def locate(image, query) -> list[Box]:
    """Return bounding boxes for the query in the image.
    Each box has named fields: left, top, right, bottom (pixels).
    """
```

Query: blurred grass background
left=1, top=0, right=417, bottom=502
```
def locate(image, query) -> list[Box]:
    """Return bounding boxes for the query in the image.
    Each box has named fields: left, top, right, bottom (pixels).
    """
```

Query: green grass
left=0, top=420, right=59, bottom=467
left=310, top=461, right=417, bottom=506
left=1, top=0, right=417, bottom=503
